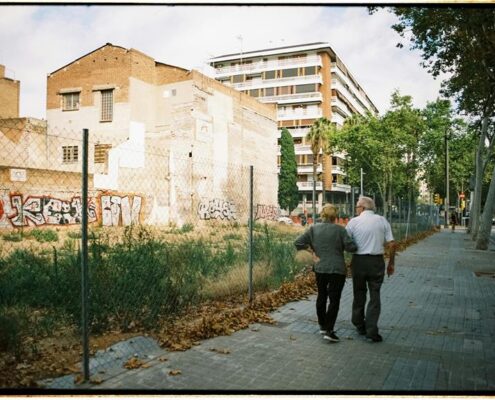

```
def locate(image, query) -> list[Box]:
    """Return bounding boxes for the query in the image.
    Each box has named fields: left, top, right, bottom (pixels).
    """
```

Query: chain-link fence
left=0, top=119, right=309, bottom=387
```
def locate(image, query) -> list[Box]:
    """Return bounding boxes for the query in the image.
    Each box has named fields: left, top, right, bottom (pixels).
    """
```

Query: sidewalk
left=56, top=228, right=495, bottom=392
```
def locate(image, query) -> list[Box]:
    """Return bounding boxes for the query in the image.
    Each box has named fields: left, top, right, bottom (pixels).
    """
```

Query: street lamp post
left=360, top=168, right=365, bottom=196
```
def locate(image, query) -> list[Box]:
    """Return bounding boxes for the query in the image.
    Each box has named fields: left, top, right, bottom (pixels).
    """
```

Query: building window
left=62, top=92, right=80, bottom=111
left=304, top=66, right=317, bottom=75
left=249, top=89, right=259, bottom=97
left=233, top=74, right=244, bottom=83
left=295, top=84, right=316, bottom=94
left=264, top=87, right=274, bottom=96
left=264, top=70, right=276, bottom=80
left=282, top=68, right=298, bottom=78
left=100, top=89, right=113, bottom=122
left=94, top=144, right=112, bottom=164
left=62, top=145, right=79, bottom=163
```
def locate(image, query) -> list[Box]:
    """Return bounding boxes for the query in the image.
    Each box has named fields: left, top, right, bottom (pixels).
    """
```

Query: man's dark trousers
left=351, top=254, right=385, bottom=338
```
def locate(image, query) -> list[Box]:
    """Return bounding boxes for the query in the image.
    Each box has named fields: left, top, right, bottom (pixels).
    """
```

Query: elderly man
left=345, top=196, right=396, bottom=342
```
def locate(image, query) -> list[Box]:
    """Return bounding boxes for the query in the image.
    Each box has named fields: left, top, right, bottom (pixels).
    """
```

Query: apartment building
left=208, top=42, right=378, bottom=213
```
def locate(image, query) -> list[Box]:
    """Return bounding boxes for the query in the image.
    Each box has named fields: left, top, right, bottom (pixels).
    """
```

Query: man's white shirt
left=346, top=210, right=394, bottom=255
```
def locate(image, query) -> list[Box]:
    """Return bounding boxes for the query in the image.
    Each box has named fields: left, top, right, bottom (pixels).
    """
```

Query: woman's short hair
left=321, top=203, right=337, bottom=222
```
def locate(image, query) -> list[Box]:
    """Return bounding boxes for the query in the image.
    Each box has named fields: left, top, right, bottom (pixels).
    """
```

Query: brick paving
left=47, top=228, right=495, bottom=393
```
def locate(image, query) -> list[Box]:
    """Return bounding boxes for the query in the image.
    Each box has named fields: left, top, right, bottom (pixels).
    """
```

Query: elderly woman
left=294, top=204, right=357, bottom=342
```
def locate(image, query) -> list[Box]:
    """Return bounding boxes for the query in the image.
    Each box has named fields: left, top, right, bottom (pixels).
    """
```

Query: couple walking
left=294, top=196, right=396, bottom=343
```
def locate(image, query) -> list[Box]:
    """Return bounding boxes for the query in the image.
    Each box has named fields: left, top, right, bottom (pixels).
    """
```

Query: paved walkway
left=58, top=228, right=495, bottom=392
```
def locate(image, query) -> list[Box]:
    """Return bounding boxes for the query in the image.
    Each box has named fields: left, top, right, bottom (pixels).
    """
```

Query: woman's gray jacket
left=294, top=222, right=357, bottom=275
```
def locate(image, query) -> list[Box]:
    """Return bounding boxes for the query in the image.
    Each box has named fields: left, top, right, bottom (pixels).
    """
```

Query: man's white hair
left=359, top=196, right=375, bottom=211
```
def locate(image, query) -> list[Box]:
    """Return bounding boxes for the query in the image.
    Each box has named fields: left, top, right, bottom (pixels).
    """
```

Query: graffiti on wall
left=255, top=204, right=279, bottom=221
left=7, top=194, right=97, bottom=227
left=198, top=198, right=237, bottom=221
left=101, top=195, right=142, bottom=226
left=0, top=193, right=143, bottom=228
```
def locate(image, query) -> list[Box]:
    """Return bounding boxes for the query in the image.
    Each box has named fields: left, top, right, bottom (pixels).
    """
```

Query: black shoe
left=323, top=331, right=340, bottom=342
left=319, top=326, right=326, bottom=335
left=366, top=334, right=383, bottom=342
left=357, top=327, right=366, bottom=335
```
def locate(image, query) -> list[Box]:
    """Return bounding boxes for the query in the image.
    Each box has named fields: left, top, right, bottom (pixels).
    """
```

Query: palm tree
left=306, top=117, right=332, bottom=221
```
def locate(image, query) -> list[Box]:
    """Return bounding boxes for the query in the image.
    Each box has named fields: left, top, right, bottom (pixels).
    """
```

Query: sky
left=0, top=5, right=447, bottom=119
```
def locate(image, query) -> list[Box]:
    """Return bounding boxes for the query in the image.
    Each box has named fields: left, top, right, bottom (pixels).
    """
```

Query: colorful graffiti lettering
left=101, top=195, right=142, bottom=226
left=8, top=194, right=97, bottom=227
left=198, top=198, right=237, bottom=221
left=255, top=204, right=279, bottom=221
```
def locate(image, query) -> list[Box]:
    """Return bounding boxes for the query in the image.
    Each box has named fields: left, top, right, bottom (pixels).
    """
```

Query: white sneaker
left=323, top=331, right=340, bottom=342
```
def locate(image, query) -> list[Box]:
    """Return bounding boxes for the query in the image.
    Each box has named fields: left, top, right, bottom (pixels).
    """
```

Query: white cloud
left=0, top=5, right=446, bottom=119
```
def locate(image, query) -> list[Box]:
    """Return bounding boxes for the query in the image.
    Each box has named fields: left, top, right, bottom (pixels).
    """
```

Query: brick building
left=0, top=44, right=279, bottom=230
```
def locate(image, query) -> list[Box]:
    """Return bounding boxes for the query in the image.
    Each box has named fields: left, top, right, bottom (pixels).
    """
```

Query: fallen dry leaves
left=0, top=229, right=437, bottom=388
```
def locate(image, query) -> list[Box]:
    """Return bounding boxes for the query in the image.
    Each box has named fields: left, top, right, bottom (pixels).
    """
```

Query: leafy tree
left=332, top=91, right=422, bottom=220
left=278, top=128, right=299, bottom=214
left=378, top=6, right=495, bottom=246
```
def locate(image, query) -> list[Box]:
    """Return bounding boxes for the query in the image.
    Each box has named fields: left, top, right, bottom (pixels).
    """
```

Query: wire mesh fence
left=0, top=119, right=308, bottom=386
left=0, top=117, right=440, bottom=386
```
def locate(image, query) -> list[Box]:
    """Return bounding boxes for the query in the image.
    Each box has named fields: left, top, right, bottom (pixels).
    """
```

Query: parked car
left=277, top=216, right=293, bottom=225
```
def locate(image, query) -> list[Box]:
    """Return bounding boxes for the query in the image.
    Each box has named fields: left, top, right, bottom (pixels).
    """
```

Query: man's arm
left=386, top=240, right=396, bottom=277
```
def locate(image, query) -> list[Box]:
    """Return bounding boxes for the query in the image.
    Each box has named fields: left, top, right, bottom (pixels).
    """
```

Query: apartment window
left=277, top=86, right=292, bottom=95
left=283, top=68, right=298, bottom=78
left=264, top=87, right=274, bottom=96
left=233, top=74, right=244, bottom=83
left=94, top=144, right=112, bottom=164
left=264, top=70, right=276, bottom=80
left=100, top=89, right=113, bottom=122
left=249, top=89, right=259, bottom=97
left=62, top=145, right=79, bottom=163
left=304, top=66, right=317, bottom=75
left=295, top=84, right=316, bottom=94
left=62, top=92, right=80, bottom=111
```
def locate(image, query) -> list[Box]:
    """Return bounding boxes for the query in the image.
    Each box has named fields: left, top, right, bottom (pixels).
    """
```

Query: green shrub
left=30, top=229, right=59, bottom=243
left=2, top=232, right=23, bottom=242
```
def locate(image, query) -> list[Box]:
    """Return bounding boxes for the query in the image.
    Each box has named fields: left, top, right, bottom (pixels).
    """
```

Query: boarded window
left=94, top=144, right=112, bottom=164
left=100, top=89, right=113, bottom=122
left=62, top=146, right=79, bottom=163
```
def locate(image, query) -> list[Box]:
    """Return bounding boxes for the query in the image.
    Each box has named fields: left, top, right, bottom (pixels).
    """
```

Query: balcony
left=297, top=181, right=322, bottom=191
left=331, top=65, right=372, bottom=112
left=331, top=79, right=367, bottom=116
left=260, top=92, right=323, bottom=105
left=331, top=97, right=352, bottom=117
left=331, top=112, right=346, bottom=127
left=214, top=55, right=322, bottom=77
left=297, top=181, right=351, bottom=193
left=232, top=74, right=322, bottom=91
left=297, top=164, right=322, bottom=174
left=278, top=109, right=322, bottom=121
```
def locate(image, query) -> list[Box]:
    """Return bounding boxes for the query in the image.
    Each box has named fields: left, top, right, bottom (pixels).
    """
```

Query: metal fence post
left=81, top=128, right=90, bottom=381
left=248, top=165, right=254, bottom=303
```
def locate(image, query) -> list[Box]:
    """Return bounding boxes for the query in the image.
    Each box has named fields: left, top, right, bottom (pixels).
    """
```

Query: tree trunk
left=470, top=116, right=489, bottom=240
left=312, top=158, right=317, bottom=221
left=475, top=163, right=495, bottom=250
